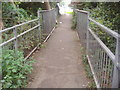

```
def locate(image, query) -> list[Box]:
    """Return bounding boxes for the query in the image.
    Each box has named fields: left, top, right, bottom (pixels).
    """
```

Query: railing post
left=37, top=10, right=42, bottom=43
left=75, top=10, right=78, bottom=31
left=55, top=8, right=57, bottom=23
left=86, top=12, right=89, bottom=56
left=13, top=28, right=18, bottom=51
left=53, top=9, right=56, bottom=28
left=112, top=36, right=120, bottom=88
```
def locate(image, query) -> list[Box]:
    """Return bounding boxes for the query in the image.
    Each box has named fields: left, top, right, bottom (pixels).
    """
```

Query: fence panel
left=1, top=8, right=58, bottom=59
left=76, top=10, right=88, bottom=51
left=40, top=9, right=56, bottom=36
left=0, top=18, right=40, bottom=57
left=88, top=28, right=115, bottom=88
left=0, top=8, right=58, bottom=88
left=75, top=9, right=120, bottom=88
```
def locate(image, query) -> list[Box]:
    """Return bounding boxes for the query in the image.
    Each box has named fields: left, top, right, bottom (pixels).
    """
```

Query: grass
left=40, top=44, right=46, bottom=48
left=65, top=11, right=73, bottom=14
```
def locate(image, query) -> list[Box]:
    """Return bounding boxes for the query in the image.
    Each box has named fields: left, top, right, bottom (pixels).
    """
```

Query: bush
left=2, top=2, right=36, bottom=28
left=1, top=50, right=35, bottom=88
left=71, top=11, right=77, bottom=30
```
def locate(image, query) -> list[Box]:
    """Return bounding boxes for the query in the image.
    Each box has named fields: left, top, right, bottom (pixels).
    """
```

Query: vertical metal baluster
left=106, top=56, right=110, bottom=87
left=107, top=57, right=111, bottom=87
left=102, top=52, right=105, bottom=87
left=100, top=48, right=103, bottom=87
left=98, top=47, right=101, bottom=86
left=103, top=53, right=107, bottom=87
left=93, top=39, right=96, bottom=74
left=98, top=45, right=101, bottom=85
left=105, top=56, right=109, bottom=87
left=96, top=43, right=99, bottom=80
left=110, top=62, right=114, bottom=87
left=102, top=51, right=106, bottom=87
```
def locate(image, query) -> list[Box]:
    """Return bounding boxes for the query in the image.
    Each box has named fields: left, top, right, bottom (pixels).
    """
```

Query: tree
left=44, top=0, right=51, bottom=10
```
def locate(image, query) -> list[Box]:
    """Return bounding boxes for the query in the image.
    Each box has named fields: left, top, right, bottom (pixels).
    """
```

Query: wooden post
left=112, top=36, right=120, bottom=88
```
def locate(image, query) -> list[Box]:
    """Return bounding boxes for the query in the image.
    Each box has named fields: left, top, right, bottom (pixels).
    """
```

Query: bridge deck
left=27, top=14, right=90, bottom=88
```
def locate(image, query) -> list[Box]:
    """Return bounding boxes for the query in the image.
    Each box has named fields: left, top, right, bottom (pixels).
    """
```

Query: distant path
left=27, top=14, right=90, bottom=88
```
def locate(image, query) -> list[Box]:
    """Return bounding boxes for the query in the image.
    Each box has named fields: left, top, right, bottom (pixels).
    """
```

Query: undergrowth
left=1, top=50, right=35, bottom=88
left=80, top=48, right=96, bottom=88
left=71, top=11, right=77, bottom=30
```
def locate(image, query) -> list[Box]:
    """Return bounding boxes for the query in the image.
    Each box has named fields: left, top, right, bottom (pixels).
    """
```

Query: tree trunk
left=44, top=0, right=51, bottom=10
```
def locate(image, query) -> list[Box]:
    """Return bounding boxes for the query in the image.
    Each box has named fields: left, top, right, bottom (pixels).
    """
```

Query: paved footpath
left=27, top=14, right=90, bottom=88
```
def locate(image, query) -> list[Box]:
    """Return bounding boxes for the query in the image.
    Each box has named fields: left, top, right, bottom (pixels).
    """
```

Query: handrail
left=1, top=8, right=59, bottom=60
left=0, top=18, right=39, bottom=33
left=75, top=9, right=88, bottom=14
left=75, top=9, right=120, bottom=88
left=88, top=28, right=115, bottom=62
left=0, top=24, right=40, bottom=47
left=89, top=18, right=120, bottom=39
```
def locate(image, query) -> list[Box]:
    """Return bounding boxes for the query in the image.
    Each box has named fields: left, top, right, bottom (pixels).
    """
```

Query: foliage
left=66, top=11, right=73, bottom=14
left=82, top=2, right=120, bottom=33
left=19, top=2, right=57, bottom=16
left=76, top=2, right=120, bottom=53
left=19, top=2, right=44, bottom=16
left=2, top=2, right=40, bottom=56
left=1, top=50, right=35, bottom=88
left=76, top=2, right=120, bottom=33
left=80, top=48, right=96, bottom=88
left=17, top=22, right=40, bottom=56
left=1, top=2, right=57, bottom=88
left=50, top=2, right=57, bottom=9
left=71, top=11, right=77, bottom=30
left=2, top=2, right=36, bottom=28
left=82, top=54, right=93, bottom=79
left=2, top=2, right=58, bottom=28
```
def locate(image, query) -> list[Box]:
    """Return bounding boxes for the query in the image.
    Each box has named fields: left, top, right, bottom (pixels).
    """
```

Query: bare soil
left=27, top=14, right=90, bottom=88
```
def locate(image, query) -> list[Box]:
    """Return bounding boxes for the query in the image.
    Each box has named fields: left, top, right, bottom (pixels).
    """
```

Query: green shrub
left=76, top=2, right=120, bottom=53
left=82, top=55, right=93, bottom=79
left=2, top=2, right=36, bottom=28
left=1, top=50, right=35, bottom=88
left=81, top=54, right=96, bottom=88
left=71, top=12, right=77, bottom=30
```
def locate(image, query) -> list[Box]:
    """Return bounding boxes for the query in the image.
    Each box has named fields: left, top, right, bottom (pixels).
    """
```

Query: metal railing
left=39, top=9, right=57, bottom=35
left=0, top=8, right=58, bottom=59
left=75, top=9, right=120, bottom=88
